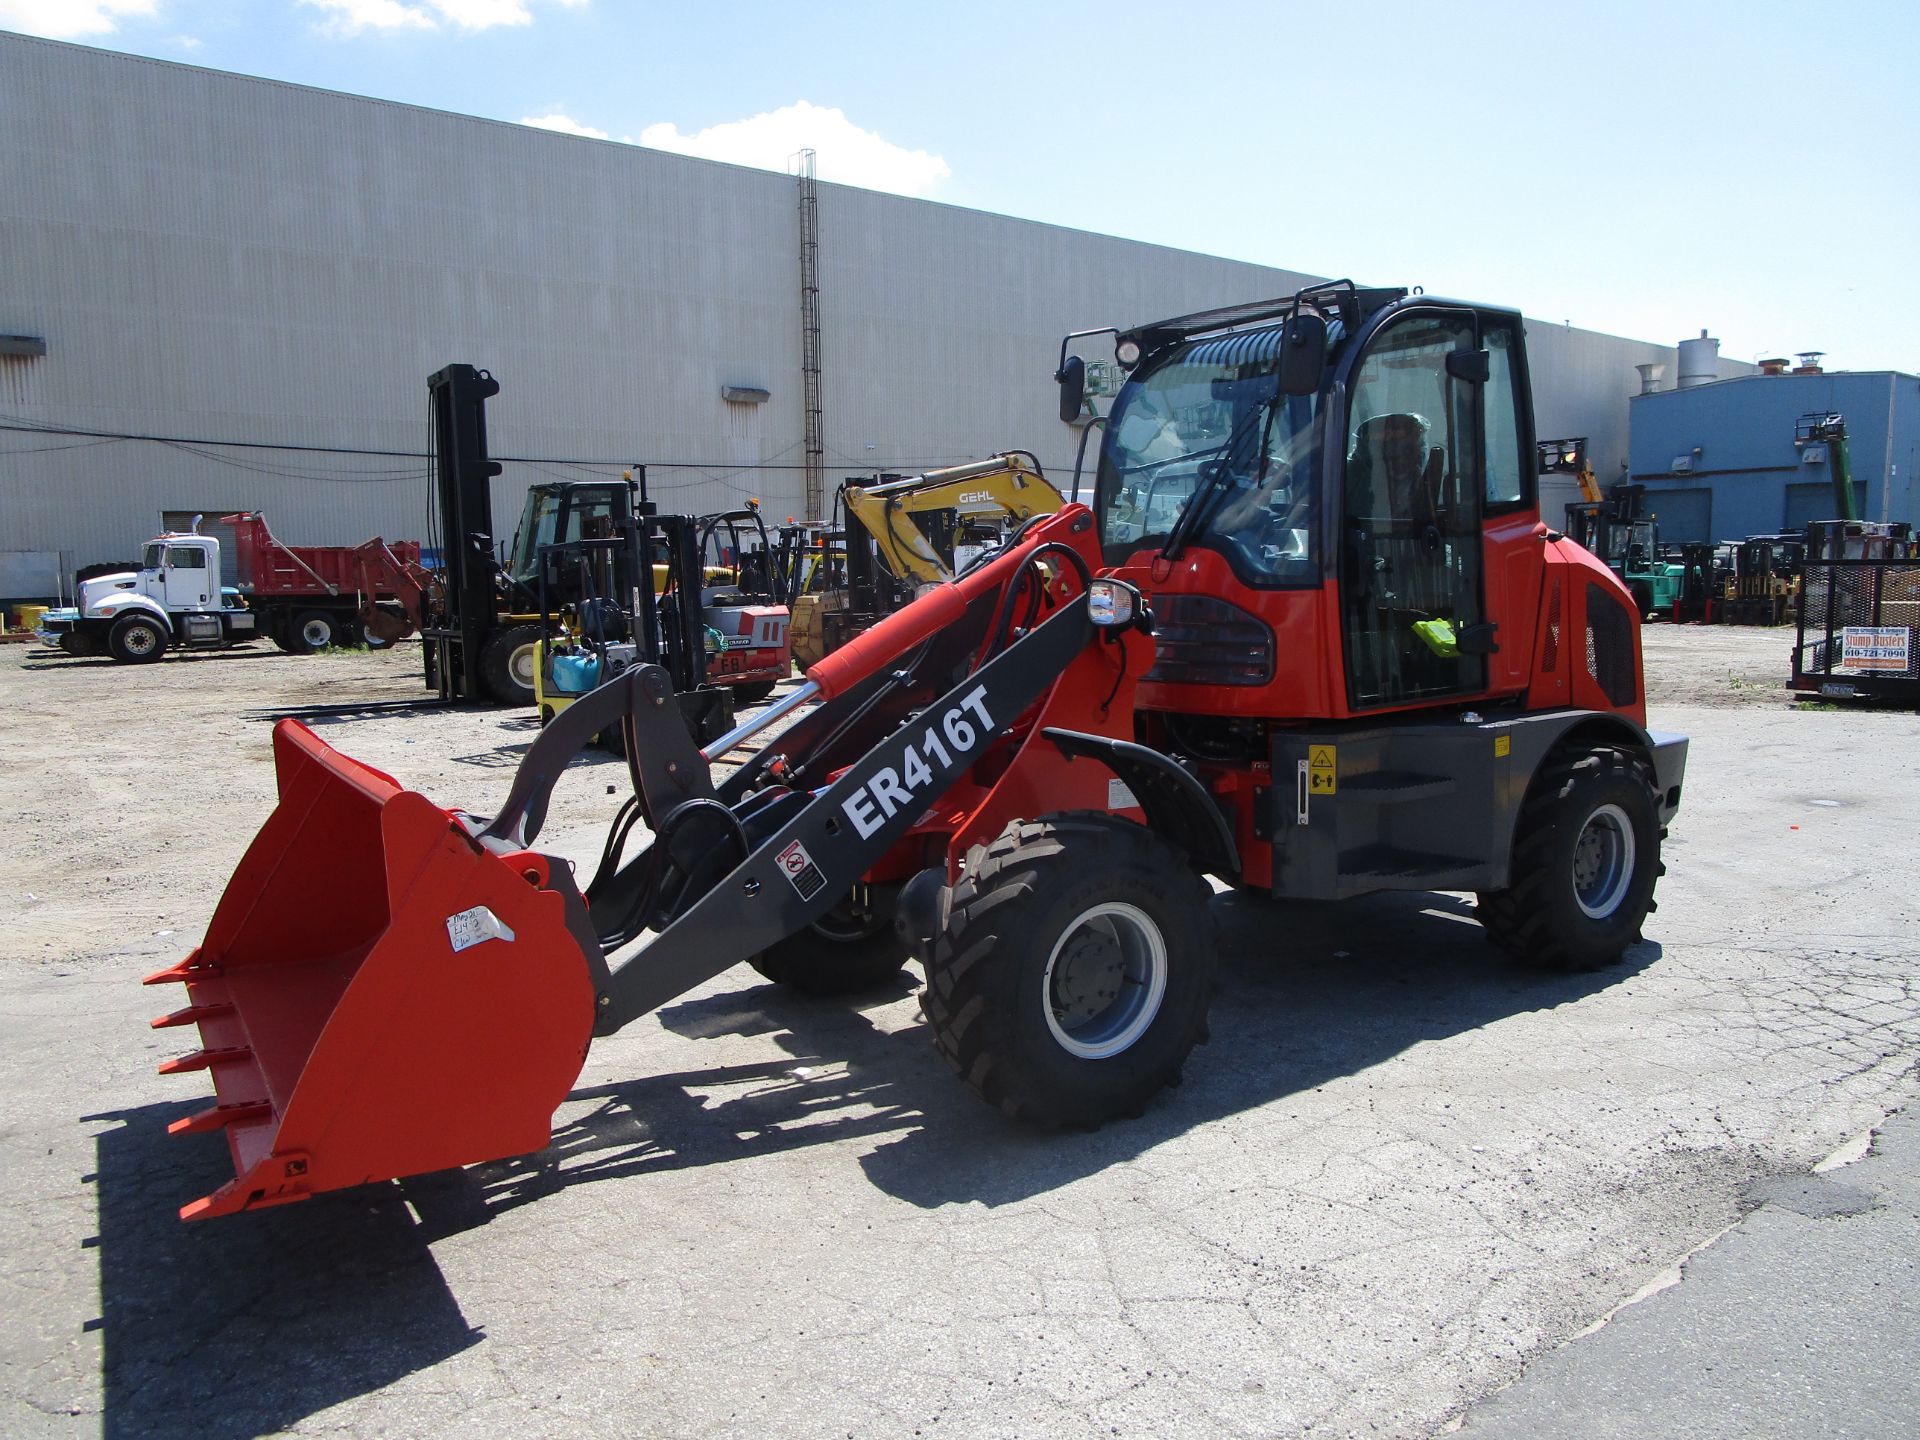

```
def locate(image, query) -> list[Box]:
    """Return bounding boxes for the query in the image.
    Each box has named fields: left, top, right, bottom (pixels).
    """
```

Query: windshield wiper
left=1161, top=396, right=1278, bottom=561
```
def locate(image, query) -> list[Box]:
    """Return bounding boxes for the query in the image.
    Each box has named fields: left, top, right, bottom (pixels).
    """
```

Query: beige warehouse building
left=1, top=30, right=1701, bottom=593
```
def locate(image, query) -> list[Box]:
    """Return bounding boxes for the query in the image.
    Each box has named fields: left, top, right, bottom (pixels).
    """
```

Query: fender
left=1491, top=709, right=1688, bottom=862
left=88, top=592, right=172, bottom=628
left=1040, top=727, right=1240, bottom=878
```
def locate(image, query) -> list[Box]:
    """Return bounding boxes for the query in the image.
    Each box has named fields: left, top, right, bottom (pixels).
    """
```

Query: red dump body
left=220, top=512, right=422, bottom=598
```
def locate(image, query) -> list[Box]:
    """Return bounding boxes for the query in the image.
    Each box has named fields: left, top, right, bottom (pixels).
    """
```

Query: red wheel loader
left=150, top=283, right=1686, bottom=1219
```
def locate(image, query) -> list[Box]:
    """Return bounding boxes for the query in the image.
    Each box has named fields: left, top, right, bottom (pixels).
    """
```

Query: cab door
left=162, top=544, right=214, bottom=610
left=1337, top=308, right=1488, bottom=709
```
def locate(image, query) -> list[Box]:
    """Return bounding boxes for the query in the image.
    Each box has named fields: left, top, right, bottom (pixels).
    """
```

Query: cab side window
left=1340, top=311, right=1487, bottom=706
left=166, top=546, right=206, bottom=569
left=1483, top=320, right=1526, bottom=509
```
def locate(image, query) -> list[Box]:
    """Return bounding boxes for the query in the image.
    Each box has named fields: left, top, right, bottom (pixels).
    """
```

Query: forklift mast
left=426, top=364, right=505, bottom=701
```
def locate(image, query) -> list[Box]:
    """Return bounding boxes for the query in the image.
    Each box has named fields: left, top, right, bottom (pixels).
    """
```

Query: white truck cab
left=147, top=536, right=219, bottom=611
left=39, top=529, right=258, bottom=662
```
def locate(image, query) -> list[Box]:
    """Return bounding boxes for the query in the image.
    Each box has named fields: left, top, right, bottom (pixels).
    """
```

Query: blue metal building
left=1627, top=368, right=1920, bottom=542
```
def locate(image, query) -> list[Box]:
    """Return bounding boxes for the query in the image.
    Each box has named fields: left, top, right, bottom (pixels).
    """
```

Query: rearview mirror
left=1446, top=348, right=1490, bottom=383
left=1056, top=355, right=1086, bottom=424
left=1276, top=312, right=1328, bottom=396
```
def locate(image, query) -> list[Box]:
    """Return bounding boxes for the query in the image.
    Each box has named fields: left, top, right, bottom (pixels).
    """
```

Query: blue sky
left=6, top=0, right=1915, bottom=372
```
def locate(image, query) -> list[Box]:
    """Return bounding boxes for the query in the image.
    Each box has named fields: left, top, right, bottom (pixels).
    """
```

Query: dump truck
left=35, top=513, right=422, bottom=662
left=149, top=282, right=1686, bottom=1221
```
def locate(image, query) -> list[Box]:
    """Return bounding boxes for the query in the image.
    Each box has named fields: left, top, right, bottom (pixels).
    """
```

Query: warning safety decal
left=1308, top=744, right=1337, bottom=795
left=774, top=839, right=827, bottom=902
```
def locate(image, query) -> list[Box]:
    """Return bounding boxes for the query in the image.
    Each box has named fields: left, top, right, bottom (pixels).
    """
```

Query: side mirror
left=1446, top=348, right=1490, bottom=383
left=1276, top=312, right=1328, bottom=396
left=1056, top=355, right=1086, bottom=424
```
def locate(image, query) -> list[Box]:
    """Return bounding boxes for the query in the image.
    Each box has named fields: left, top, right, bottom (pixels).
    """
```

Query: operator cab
left=506, top=481, right=634, bottom=594
left=1062, top=281, right=1542, bottom=722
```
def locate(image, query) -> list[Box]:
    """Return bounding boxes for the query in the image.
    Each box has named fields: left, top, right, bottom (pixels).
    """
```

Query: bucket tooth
left=157, top=1046, right=252, bottom=1076
left=167, top=1101, right=273, bottom=1136
left=144, top=949, right=220, bottom=986
left=151, top=1002, right=235, bottom=1031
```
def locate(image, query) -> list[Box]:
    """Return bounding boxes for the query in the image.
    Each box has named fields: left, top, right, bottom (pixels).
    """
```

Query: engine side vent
left=1541, top=577, right=1562, bottom=672
left=1584, top=582, right=1637, bottom=707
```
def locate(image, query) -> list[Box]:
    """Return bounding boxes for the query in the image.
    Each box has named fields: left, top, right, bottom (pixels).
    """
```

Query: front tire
left=921, top=815, right=1214, bottom=1128
left=479, top=623, right=543, bottom=706
left=107, top=614, right=168, bottom=664
left=1477, top=743, right=1662, bottom=972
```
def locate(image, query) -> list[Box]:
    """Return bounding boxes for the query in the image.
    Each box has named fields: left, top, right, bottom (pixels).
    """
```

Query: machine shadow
left=85, top=1101, right=481, bottom=1440
left=402, top=891, right=1656, bottom=1228
left=865, top=891, right=1658, bottom=1206
left=21, top=650, right=291, bottom=671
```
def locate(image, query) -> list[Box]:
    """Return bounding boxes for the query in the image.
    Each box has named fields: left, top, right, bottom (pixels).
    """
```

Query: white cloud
left=638, top=101, right=951, bottom=199
left=302, top=0, right=433, bottom=31
left=0, top=0, right=156, bottom=39
left=301, top=0, right=585, bottom=35
left=522, top=111, right=608, bottom=140
left=429, top=0, right=531, bottom=28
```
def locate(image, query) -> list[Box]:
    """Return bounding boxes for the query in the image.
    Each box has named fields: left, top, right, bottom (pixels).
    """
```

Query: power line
left=0, top=416, right=981, bottom=475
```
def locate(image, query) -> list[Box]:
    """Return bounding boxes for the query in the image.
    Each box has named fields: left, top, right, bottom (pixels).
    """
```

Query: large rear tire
left=921, top=815, right=1214, bottom=1128
left=750, top=886, right=905, bottom=995
left=107, top=613, right=169, bottom=664
left=287, top=609, right=345, bottom=654
left=479, top=623, right=543, bottom=707
left=1476, top=743, right=1663, bottom=972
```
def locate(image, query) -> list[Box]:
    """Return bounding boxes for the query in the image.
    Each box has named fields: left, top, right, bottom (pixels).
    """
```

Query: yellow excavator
left=790, top=452, right=1065, bottom=667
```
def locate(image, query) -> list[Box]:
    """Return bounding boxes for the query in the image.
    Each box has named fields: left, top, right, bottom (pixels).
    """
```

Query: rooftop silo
left=1678, top=329, right=1720, bottom=388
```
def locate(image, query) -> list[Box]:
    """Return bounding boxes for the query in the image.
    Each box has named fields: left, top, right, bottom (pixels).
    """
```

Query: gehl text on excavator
left=148, top=282, right=1686, bottom=1219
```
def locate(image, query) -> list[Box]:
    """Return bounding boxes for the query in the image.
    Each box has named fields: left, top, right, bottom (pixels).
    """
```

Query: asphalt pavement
left=1455, top=1106, right=1920, bottom=1438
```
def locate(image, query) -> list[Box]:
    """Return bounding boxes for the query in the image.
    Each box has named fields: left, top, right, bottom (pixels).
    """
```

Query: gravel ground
left=1, top=624, right=1915, bottom=1439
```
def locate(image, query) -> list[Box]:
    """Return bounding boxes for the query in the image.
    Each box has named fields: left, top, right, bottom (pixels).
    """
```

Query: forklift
left=1562, top=475, right=1682, bottom=619
left=688, top=505, right=792, bottom=704
left=418, top=364, right=651, bottom=706
left=531, top=488, right=738, bottom=748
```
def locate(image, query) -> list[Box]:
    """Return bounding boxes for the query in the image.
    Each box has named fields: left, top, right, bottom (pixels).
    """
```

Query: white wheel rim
left=301, top=618, right=332, bottom=647
left=1573, top=803, right=1637, bottom=919
left=125, top=624, right=159, bottom=655
left=509, top=642, right=538, bottom=689
left=1041, top=901, right=1168, bottom=1059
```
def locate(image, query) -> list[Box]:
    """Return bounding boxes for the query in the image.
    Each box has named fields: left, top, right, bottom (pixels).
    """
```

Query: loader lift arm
left=148, top=505, right=1129, bottom=1218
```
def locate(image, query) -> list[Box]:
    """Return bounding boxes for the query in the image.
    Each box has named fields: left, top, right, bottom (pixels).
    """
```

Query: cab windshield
left=508, top=489, right=563, bottom=585
left=1094, top=330, right=1321, bottom=585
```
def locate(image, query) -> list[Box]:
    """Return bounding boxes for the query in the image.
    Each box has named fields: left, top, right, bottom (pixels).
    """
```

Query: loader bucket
left=147, top=720, right=597, bottom=1220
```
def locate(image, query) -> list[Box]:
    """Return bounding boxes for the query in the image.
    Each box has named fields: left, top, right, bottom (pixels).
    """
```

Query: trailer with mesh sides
left=1791, top=521, right=1920, bottom=703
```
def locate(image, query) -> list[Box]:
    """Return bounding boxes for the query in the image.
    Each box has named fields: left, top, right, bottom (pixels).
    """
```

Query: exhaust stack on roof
left=1677, top=329, right=1720, bottom=388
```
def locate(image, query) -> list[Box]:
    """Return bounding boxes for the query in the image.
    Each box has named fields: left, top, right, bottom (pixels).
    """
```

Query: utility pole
left=793, top=148, right=825, bottom=523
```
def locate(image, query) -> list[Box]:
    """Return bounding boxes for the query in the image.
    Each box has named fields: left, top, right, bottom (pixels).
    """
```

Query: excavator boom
left=843, top=452, right=1064, bottom=584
